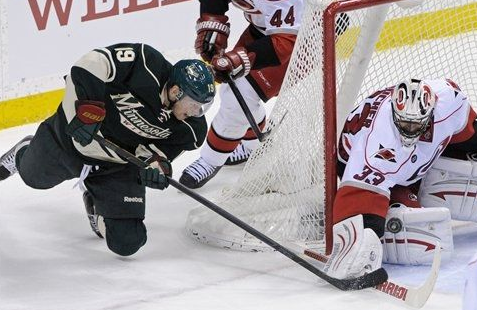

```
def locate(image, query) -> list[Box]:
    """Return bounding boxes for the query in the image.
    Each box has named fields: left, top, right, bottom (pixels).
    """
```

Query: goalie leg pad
left=324, top=214, right=383, bottom=280
left=382, top=203, right=453, bottom=265
left=418, top=156, right=477, bottom=222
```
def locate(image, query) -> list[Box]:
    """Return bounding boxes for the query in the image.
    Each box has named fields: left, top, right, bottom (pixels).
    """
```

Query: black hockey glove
left=66, top=100, right=106, bottom=147
left=139, top=156, right=172, bottom=190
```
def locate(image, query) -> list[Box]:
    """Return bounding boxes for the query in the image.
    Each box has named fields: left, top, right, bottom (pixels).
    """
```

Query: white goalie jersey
left=334, top=79, right=476, bottom=221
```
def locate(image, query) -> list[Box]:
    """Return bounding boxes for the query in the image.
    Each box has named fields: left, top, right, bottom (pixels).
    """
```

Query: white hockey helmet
left=391, top=79, right=436, bottom=147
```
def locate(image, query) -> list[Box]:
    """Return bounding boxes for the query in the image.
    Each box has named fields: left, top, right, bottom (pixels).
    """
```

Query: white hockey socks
left=382, top=203, right=453, bottom=265
left=324, top=214, right=383, bottom=280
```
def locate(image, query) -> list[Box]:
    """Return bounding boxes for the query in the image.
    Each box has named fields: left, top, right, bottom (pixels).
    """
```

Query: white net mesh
left=186, top=0, right=477, bottom=251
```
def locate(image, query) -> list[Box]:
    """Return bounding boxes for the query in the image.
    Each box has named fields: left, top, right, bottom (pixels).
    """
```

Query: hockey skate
left=83, top=190, right=104, bottom=238
left=0, top=135, right=33, bottom=181
left=225, top=143, right=253, bottom=166
left=179, top=157, right=221, bottom=189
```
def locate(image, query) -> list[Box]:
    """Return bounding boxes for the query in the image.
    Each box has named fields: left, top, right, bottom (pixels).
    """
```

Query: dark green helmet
left=168, top=59, right=216, bottom=104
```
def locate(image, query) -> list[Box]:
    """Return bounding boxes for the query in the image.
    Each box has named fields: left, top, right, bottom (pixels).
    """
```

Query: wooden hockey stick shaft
left=93, top=135, right=388, bottom=291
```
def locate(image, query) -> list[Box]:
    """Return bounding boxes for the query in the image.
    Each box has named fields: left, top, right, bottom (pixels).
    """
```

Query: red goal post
left=321, top=0, right=431, bottom=254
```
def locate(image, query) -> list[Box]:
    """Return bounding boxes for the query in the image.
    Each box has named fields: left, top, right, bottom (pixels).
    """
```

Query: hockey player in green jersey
left=0, top=43, right=216, bottom=256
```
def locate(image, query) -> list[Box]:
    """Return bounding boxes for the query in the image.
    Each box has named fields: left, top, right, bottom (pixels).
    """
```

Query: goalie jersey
left=334, top=79, right=476, bottom=222
left=60, top=43, right=207, bottom=164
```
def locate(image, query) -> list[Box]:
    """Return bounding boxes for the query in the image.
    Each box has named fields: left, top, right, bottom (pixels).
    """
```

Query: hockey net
left=186, top=0, right=477, bottom=253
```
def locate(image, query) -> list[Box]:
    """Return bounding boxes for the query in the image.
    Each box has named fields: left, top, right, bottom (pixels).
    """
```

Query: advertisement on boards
left=1, top=0, right=246, bottom=100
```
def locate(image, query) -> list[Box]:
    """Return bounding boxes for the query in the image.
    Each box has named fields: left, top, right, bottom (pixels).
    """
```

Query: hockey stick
left=226, top=76, right=273, bottom=142
left=301, top=240, right=441, bottom=308
left=92, top=135, right=388, bottom=291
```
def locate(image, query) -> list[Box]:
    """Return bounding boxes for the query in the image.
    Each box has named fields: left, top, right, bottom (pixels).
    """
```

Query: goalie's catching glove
left=66, top=100, right=106, bottom=147
left=211, top=47, right=255, bottom=83
left=195, top=14, right=230, bottom=62
left=139, top=155, right=172, bottom=190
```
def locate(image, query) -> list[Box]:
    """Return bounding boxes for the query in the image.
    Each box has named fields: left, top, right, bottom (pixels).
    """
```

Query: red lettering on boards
left=27, top=0, right=193, bottom=31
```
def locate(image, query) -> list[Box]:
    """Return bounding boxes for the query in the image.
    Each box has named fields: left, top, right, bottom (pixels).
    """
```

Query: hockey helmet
left=168, top=59, right=215, bottom=105
left=391, top=79, right=436, bottom=148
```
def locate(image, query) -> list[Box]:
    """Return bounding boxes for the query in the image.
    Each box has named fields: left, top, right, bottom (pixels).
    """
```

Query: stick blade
left=404, top=242, right=441, bottom=307
left=374, top=242, right=441, bottom=308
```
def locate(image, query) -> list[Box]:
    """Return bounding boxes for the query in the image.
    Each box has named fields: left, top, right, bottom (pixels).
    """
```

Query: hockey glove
left=66, top=100, right=106, bottom=147
left=195, top=14, right=230, bottom=62
left=211, top=47, right=255, bottom=83
left=139, top=156, right=172, bottom=190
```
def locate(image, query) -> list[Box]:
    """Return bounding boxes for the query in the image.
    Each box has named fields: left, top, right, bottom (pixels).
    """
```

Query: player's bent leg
left=324, top=214, right=383, bottom=280
left=102, top=218, right=147, bottom=256
left=83, top=163, right=146, bottom=253
left=15, top=118, right=84, bottom=189
left=382, top=203, right=453, bottom=265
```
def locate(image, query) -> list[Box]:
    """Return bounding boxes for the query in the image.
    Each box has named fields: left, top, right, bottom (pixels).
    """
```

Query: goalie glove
left=195, top=14, right=230, bottom=62
left=66, top=100, right=106, bottom=147
left=324, top=215, right=383, bottom=280
left=211, top=47, right=255, bottom=83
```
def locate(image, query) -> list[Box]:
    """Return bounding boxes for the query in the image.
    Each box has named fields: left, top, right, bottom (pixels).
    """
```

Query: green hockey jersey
left=61, top=43, right=207, bottom=163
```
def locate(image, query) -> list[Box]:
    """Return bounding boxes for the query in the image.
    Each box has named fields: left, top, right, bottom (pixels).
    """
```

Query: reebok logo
left=124, top=196, right=143, bottom=203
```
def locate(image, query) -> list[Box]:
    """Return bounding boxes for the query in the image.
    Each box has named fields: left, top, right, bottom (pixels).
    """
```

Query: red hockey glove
left=211, top=47, right=255, bottom=83
left=66, top=100, right=106, bottom=147
left=195, top=14, right=230, bottom=62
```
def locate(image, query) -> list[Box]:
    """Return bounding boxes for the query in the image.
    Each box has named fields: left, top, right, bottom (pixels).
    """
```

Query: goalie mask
left=168, top=59, right=216, bottom=117
left=391, top=79, right=436, bottom=148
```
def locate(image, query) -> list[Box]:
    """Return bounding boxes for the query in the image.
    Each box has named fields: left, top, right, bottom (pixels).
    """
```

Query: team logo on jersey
left=373, top=144, right=396, bottom=162
left=406, top=136, right=451, bottom=182
left=111, top=93, right=171, bottom=139
left=157, top=109, right=173, bottom=123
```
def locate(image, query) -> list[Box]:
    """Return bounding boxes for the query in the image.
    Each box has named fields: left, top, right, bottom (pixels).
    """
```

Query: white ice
left=0, top=96, right=476, bottom=310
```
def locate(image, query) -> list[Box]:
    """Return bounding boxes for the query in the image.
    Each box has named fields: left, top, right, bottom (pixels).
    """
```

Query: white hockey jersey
left=231, top=0, right=304, bottom=35
left=334, top=79, right=476, bottom=221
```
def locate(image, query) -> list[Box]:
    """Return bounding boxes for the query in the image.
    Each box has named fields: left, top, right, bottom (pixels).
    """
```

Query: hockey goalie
left=319, top=78, right=477, bottom=280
